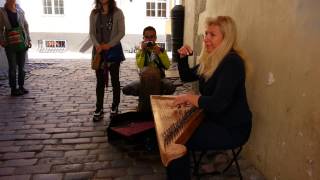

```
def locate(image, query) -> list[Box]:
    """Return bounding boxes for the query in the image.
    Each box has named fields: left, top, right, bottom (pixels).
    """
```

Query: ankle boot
left=11, top=88, right=23, bottom=96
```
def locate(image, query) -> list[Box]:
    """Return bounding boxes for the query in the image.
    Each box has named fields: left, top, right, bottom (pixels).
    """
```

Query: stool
left=191, top=146, right=243, bottom=180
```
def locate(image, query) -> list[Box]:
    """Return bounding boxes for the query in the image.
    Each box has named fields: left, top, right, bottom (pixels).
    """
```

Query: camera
left=144, top=41, right=155, bottom=47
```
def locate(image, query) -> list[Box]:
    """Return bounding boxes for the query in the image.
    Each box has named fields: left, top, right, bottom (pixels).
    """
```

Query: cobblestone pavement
left=0, top=59, right=264, bottom=180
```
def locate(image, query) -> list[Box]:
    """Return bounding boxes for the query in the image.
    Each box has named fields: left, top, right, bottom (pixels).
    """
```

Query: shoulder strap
left=153, top=55, right=165, bottom=70
left=144, top=51, right=151, bottom=66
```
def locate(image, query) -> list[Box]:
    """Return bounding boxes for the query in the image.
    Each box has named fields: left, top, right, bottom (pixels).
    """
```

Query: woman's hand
left=95, top=43, right=111, bottom=53
left=177, top=45, right=193, bottom=58
left=152, top=45, right=161, bottom=55
left=95, top=45, right=102, bottom=53
left=27, top=41, right=32, bottom=48
left=140, top=41, right=147, bottom=50
left=101, top=43, right=111, bottom=51
left=172, top=93, right=200, bottom=108
left=0, top=40, right=6, bottom=47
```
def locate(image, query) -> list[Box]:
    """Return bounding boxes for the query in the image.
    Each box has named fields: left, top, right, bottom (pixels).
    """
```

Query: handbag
left=6, top=26, right=27, bottom=52
left=102, top=43, right=125, bottom=62
left=91, top=52, right=102, bottom=70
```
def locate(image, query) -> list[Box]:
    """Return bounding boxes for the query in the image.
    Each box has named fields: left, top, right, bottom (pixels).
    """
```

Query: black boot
left=93, top=109, right=104, bottom=122
left=11, top=88, right=23, bottom=96
left=110, top=104, right=118, bottom=116
left=19, top=87, right=29, bottom=94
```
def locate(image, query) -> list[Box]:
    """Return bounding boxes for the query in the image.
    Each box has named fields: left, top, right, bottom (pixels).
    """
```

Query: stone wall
left=184, top=0, right=320, bottom=179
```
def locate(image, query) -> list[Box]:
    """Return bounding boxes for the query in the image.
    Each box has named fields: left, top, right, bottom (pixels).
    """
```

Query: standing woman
left=0, top=0, right=31, bottom=96
left=89, top=0, right=125, bottom=121
left=167, top=16, right=252, bottom=179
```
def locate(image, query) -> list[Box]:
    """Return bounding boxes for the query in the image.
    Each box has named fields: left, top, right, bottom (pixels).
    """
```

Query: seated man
left=123, top=26, right=176, bottom=112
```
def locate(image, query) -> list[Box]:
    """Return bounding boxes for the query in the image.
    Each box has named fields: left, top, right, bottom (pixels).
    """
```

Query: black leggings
left=95, top=62, right=121, bottom=110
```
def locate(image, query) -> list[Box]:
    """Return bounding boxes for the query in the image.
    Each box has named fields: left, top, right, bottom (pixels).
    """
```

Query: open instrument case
left=106, top=111, right=157, bottom=151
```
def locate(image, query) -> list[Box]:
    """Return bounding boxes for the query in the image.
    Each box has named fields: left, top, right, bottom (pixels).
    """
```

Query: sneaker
left=110, top=105, right=118, bottom=116
left=93, top=109, right=104, bottom=121
left=11, top=89, right=23, bottom=96
left=19, top=87, right=29, bottom=94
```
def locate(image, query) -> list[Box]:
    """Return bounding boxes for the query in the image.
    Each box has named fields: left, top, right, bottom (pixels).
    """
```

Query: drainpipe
left=171, top=2, right=184, bottom=62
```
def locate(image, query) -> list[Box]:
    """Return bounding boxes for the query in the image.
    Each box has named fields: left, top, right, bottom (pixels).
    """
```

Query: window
left=43, top=0, right=64, bottom=15
left=146, top=0, right=167, bottom=17
left=43, top=0, right=52, bottom=14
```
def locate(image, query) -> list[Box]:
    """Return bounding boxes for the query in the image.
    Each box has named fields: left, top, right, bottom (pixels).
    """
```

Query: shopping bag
left=6, top=27, right=27, bottom=52
left=91, top=53, right=101, bottom=70
left=102, top=43, right=125, bottom=62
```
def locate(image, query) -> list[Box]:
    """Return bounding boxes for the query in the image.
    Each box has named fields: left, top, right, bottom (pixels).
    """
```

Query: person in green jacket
left=123, top=26, right=176, bottom=112
left=0, top=0, right=31, bottom=96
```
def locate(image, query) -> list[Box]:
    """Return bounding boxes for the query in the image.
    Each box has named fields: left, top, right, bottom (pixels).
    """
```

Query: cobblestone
left=0, top=167, right=14, bottom=176
left=0, top=59, right=264, bottom=179
left=2, top=152, right=35, bottom=159
left=14, top=164, right=51, bottom=174
left=0, top=175, right=31, bottom=180
left=64, top=172, right=94, bottom=180
left=33, top=174, right=63, bottom=180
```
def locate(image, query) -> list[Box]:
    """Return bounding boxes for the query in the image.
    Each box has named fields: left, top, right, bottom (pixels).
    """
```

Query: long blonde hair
left=197, top=16, right=251, bottom=81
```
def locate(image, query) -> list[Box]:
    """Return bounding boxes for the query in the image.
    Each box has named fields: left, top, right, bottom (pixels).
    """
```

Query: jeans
left=95, top=62, right=121, bottom=111
left=122, top=78, right=176, bottom=96
left=122, top=66, right=176, bottom=96
left=5, top=48, right=27, bottom=89
left=122, top=67, right=176, bottom=112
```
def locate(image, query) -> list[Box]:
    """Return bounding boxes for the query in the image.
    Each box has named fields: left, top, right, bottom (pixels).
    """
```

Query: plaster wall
left=0, top=0, right=6, bottom=71
left=19, top=0, right=93, bottom=33
left=184, top=0, right=320, bottom=179
left=0, top=47, right=7, bottom=72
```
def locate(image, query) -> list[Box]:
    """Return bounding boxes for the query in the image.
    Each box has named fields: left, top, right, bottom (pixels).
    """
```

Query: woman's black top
left=5, top=8, right=19, bottom=28
left=177, top=52, right=252, bottom=140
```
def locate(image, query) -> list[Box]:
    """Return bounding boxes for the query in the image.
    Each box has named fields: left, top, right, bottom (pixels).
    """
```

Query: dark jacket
left=177, top=52, right=252, bottom=141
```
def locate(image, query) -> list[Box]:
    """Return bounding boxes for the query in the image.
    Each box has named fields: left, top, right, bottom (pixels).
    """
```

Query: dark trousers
left=122, top=67, right=176, bottom=112
left=166, top=120, right=251, bottom=180
left=122, top=66, right=175, bottom=96
left=5, top=48, right=27, bottom=89
left=95, top=62, right=121, bottom=111
left=122, top=78, right=176, bottom=96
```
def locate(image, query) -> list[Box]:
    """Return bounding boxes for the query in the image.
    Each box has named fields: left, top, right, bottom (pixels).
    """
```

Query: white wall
left=0, top=0, right=5, bottom=7
left=118, top=0, right=170, bottom=35
left=15, top=0, right=173, bottom=55
left=19, top=0, right=170, bottom=36
left=19, top=0, right=93, bottom=33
